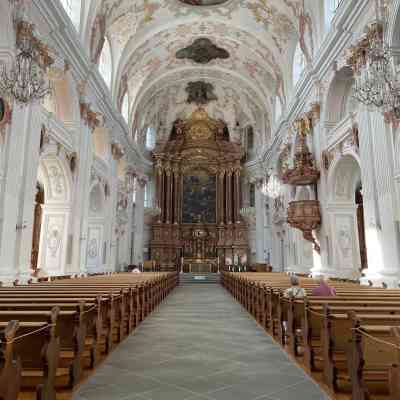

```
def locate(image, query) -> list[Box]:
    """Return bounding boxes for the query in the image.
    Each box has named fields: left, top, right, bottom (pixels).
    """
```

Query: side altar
left=150, top=108, right=249, bottom=271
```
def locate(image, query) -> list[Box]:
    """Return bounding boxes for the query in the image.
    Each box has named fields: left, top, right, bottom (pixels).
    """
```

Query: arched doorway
left=31, top=183, right=44, bottom=274
left=327, top=154, right=365, bottom=278
left=36, top=155, right=72, bottom=277
left=86, top=182, right=107, bottom=273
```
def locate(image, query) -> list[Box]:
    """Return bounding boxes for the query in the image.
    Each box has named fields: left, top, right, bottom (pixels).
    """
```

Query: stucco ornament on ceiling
left=186, top=81, right=218, bottom=105
left=176, top=38, right=230, bottom=64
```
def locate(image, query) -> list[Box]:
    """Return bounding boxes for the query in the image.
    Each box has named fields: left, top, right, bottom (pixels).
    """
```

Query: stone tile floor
left=73, top=284, right=330, bottom=400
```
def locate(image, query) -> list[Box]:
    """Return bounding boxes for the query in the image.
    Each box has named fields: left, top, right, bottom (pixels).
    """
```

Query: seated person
left=311, top=275, right=336, bottom=296
left=284, top=275, right=306, bottom=298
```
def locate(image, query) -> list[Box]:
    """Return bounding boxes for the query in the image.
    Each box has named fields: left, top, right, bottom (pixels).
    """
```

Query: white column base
left=360, top=271, right=400, bottom=288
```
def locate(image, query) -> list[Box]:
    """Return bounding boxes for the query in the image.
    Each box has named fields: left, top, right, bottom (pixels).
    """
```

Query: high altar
left=150, top=108, right=249, bottom=272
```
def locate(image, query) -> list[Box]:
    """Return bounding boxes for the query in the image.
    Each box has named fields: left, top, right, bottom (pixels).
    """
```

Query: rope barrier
left=308, top=309, right=325, bottom=318
left=353, top=327, right=400, bottom=351
left=82, top=305, right=98, bottom=315
left=4, top=323, right=56, bottom=344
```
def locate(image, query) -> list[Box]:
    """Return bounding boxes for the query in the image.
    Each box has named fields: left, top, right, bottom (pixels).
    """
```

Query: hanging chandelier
left=0, top=20, right=53, bottom=105
left=346, top=0, right=400, bottom=119
left=347, top=21, right=394, bottom=110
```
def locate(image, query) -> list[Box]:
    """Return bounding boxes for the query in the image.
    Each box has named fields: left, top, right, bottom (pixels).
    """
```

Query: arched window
left=325, top=0, right=341, bottom=29
left=99, top=37, right=112, bottom=88
left=60, top=0, right=81, bottom=29
left=121, top=93, right=129, bottom=123
left=145, top=126, right=156, bottom=150
left=293, top=42, right=306, bottom=86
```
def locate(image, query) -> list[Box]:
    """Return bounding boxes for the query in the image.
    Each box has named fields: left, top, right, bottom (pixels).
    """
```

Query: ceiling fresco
left=90, top=0, right=315, bottom=148
left=132, top=69, right=271, bottom=151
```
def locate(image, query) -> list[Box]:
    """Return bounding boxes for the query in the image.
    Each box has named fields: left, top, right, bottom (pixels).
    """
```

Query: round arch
left=327, top=152, right=361, bottom=203
left=322, top=66, right=356, bottom=132
left=36, top=153, right=73, bottom=277
left=326, top=153, right=364, bottom=279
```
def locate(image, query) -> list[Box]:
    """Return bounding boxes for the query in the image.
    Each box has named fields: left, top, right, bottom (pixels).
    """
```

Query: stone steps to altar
left=179, top=273, right=221, bottom=285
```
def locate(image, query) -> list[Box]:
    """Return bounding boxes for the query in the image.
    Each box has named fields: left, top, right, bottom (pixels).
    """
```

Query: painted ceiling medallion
left=179, top=0, right=229, bottom=6
left=176, top=38, right=230, bottom=64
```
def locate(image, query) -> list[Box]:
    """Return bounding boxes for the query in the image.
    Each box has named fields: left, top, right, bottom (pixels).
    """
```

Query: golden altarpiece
left=150, top=108, right=249, bottom=272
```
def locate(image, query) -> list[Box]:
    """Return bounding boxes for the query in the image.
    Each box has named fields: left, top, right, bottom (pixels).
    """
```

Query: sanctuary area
left=1, top=1, right=400, bottom=400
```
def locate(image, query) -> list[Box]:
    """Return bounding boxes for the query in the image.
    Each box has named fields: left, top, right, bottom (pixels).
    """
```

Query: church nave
left=73, top=284, right=328, bottom=400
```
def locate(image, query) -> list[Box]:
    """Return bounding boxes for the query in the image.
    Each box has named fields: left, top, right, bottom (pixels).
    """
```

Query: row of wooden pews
left=0, top=272, right=178, bottom=400
left=221, top=272, right=400, bottom=400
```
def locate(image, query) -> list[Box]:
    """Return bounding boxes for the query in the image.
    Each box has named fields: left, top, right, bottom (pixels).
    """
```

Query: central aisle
left=74, top=284, right=329, bottom=400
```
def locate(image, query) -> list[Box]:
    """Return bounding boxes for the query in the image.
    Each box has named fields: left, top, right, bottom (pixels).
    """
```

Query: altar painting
left=182, top=172, right=216, bottom=223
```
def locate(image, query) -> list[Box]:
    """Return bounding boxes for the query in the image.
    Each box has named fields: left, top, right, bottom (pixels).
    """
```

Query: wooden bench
left=349, top=323, right=400, bottom=400
left=0, top=272, right=178, bottom=399
left=0, top=308, right=60, bottom=400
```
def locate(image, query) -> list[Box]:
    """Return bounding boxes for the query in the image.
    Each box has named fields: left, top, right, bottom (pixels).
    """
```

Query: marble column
left=156, top=161, right=163, bottom=223
left=362, top=110, right=400, bottom=286
left=357, top=108, right=395, bottom=285
left=255, top=180, right=265, bottom=263
left=226, top=169, right=232, bottom=224
left=160, top=168, right=165, bottom=223
left=218, top=169, right=225, bottom=225
left=133, top=181, right=145, bottom=265
left=173, top=167, right=180, bottom=224
left=165, top=167, right=171, bottom=224
left=234, top=168, right=241, bottom=223
left=0, top=102, right=43, bottom=285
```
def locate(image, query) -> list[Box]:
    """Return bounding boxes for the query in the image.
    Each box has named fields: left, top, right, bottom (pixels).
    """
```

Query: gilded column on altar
left=226, top=167, right=233, bottom=224
left=173, top=165, right=180, bottom=224
left=156, top=159, right=163, bottom=223
left=165, top=164, right=172, bottom=224
left=234, top=166, right=241, bottom=223
left=218, top=169, right=225, bottom=225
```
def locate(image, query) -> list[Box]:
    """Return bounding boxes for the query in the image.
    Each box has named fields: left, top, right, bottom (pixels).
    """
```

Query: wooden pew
left=222, top=271, right=400, bottom=400
left=0, top=308, right=60, bottom=400
left=349, top=323, right=400, bottom=400
left=0, top=272, right=178, bottom=399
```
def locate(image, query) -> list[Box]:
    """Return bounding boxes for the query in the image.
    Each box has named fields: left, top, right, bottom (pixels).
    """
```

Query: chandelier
left=0, top=21, right=53, bottom=105
left=347, top=0, right=400, bottom=119
left=347, top=22, right=394, bottom=109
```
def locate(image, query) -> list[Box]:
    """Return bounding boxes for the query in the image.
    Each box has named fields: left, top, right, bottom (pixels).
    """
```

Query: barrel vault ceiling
left=91, top=0, right=306, bottom=147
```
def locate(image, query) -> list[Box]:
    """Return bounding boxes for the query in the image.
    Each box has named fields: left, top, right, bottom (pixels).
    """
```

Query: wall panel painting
left=182, top=171, right=216, bottom=223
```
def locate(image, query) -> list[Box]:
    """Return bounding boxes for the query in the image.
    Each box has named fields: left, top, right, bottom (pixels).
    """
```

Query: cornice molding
left=264, top=0, right=371, bottom=163
left=32, top=0, right=146, bottom=170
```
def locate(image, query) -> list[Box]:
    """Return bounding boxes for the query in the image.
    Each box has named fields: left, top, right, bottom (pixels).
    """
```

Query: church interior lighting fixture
left=347, top=21, right=393, bottom=110
left=0, top=20, right=53, bottom=105
left=347, top=1, right=400, bottom=119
